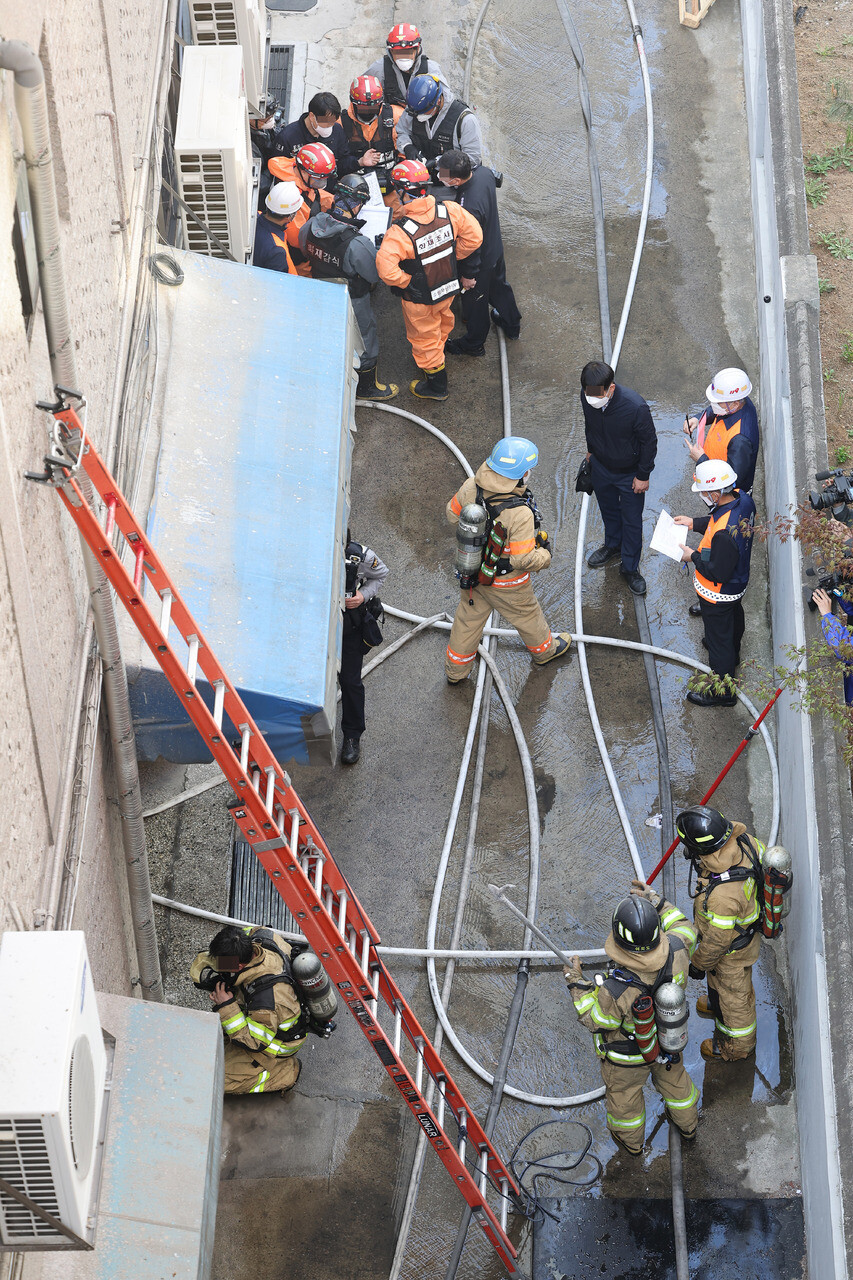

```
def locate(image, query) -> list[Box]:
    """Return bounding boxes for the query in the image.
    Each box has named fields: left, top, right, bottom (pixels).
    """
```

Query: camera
left=809, top=467, right=853, bottom=512
left=193, top=966, right=235, bottom=994
left=805, top=567, right=846, bottom=611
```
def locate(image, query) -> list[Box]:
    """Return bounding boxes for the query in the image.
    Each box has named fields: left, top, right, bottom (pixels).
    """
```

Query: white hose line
left=356, top=401, right=474, bottom=477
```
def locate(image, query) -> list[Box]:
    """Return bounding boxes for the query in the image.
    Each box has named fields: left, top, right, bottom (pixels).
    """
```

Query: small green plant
left=843, top=34, right=853, bottom=47
left=819, top=277, right=836, bottom=294
left=806, top=128, right=853, bottom=175
left=835, top=445, right=851, bottom=465
left=806, top=174, right=828, bottom=205
left=817, top=45, right=837, bottom=57
left=825, top=366, right=838, bottom=383
left=818, top=230, right=853, bottom=259
left=843, top=335, right=853, bottom=364
left=828, top=77, right=853, bottom=123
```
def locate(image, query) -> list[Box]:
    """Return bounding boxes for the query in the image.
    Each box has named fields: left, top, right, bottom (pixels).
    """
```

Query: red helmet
left=295, top=142, right=336, bottom=178
left=350, top=74, right=384, bottom=106
left=390, top=159, right=430, bottom=195
left=387, top=23, right=422, bottom=52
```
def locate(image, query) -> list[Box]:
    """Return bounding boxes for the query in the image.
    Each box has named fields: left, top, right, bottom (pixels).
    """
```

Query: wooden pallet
left=679, top=0, right=718, bottom=28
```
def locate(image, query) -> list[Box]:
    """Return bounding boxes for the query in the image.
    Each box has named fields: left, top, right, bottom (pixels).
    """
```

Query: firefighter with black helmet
left=563, top=887, right=700, bottom=1154
left=676, top=805, right=765, bottom=1061
left=376, top=159, right=483, bottom=400
left=342, top=76, right=403, bottom=204
left=363, top=23, right=450, bottom=109
left=189, top=925, right=308, bottom=1096
left=300, top=174, right=397, bottom=402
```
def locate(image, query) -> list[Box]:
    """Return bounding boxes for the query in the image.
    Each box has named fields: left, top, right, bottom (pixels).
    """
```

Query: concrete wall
left=0, top=0, right=166, bottom=992
left=743, top=0, right=852, bottom=1274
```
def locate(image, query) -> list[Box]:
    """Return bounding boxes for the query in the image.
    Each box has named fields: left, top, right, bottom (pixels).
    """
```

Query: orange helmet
left=295, top=142, right=336, bottom=181
left=350, top=74, right=384, bottom=105
left=390, top=159, right=430, bottom=196
left=387, top=23, right=422, bottom=52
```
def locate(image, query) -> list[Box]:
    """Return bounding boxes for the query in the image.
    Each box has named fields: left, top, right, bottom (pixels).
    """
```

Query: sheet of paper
left=650, top=508, right=688, bottom=562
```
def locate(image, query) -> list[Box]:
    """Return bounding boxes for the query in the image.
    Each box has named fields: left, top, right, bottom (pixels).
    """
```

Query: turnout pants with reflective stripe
left=223, top=1041, right=301, bottom=1094
left=706, top=934, right=760, bottom=1060
left=600, top=1057, right=699, bottom=1152
left=445, top=577, right=556, bottom=679
left=401, top=297, right=456, bottom=370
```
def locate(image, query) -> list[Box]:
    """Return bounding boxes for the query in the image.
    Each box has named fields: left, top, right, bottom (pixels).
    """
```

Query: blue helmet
left=487, top=437, right=539, bottom=479
left=406, top=74, right=442, bottom=116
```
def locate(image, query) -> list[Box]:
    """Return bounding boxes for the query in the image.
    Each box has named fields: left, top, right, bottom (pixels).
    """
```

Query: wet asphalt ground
left=141, top=0, right=806, bottom=1275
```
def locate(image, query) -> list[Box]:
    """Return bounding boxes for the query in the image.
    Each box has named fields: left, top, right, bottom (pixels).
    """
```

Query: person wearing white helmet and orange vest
left=674, top=460, right=756, bottom=707
left=364, top=23, right=450, bottom=109
left=252, top=182, right=303, bottom=275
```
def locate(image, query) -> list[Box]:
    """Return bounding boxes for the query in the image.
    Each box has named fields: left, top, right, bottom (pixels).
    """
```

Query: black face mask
left=356, top=106, right=381, bottom=121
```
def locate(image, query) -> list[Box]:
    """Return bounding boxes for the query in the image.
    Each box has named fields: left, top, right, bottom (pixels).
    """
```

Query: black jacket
left=581, top=384, right=657, bottom=481
left=268, top=114, right=357, bottom=176
left=451, top=165, right=501, bottom=273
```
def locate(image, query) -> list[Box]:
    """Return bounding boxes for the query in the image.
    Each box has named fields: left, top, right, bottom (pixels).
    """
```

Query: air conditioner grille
left=68, top=1034, right=96, bottom=1179
left=178, top=152, right=233, bottom=257
left=0, top=1118, right=62, bottom=1239
left=190, top=1, right=239, bottom=43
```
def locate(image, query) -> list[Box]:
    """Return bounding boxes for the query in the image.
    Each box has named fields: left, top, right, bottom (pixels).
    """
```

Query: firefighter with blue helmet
left=445, top=437, right=571, bottom=682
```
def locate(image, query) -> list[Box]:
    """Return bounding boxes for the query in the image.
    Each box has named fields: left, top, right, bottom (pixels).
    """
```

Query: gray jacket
left=364, top=55, right=449, bottom=108
left=297, top=213, right=379, bottom=286
left=396, top=89, right=482, bottom=167
left=349, top=545, right=388, bottom=602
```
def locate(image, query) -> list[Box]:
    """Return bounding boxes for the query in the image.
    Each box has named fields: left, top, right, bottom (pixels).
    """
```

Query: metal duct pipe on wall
left=1, top=38, right=163, bottom=1001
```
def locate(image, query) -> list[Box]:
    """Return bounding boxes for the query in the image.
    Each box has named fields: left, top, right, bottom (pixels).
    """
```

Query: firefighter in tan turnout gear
left=563, top=886, right=700, bottom=1154
left=445, top=437, right=572, bottom=681
left=676, top=805, right=765, bottom=1062
left=190, top=925, right=307, bottom=1095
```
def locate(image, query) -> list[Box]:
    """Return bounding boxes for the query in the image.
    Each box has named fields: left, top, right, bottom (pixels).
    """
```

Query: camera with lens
left=805, top=568, right=846, bottom=611
left=193, top=965, right=235, bottom=994
left=809, top=467, right=853, bottom=513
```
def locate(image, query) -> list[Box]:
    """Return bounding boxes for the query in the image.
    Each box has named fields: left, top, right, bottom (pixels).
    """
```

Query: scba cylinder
left=631, top=994, right=659, bottom=1063
left=653, top=981, right=689, bottom=1054
left=292, top=949, right=338, bottom=1026
left=455, top=503, right=488, bottom=580
left=761, top=844, right=793, bottom=936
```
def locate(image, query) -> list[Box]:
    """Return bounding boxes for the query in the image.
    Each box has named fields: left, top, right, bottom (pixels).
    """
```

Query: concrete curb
left=745, top=0, right=853, bottom=1274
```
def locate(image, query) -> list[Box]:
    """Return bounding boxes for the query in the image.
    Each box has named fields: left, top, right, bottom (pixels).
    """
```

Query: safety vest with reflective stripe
left=396, top=203, right=460, bottom=304
left=693, top=490, right=755, bottom=603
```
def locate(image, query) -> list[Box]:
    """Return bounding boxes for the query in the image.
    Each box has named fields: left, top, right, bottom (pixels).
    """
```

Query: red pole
left=647, top=681, right=786, bottom=884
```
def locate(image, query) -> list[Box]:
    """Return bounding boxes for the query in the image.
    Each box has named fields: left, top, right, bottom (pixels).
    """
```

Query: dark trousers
left=339, top=624, right=366, bottom=740
left=590, top=457, right=645, bottom=572
left=699, top=596, right=745, bottom=679
left=458, top=256, right=522, bottom=349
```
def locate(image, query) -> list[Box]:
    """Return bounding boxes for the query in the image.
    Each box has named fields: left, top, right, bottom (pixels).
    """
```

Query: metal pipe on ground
left=0, top=38, right=163, bottom=1000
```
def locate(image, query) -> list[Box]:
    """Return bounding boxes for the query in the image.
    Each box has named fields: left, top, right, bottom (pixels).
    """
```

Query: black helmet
left=675, top=805, right=733, bottom=856
left=333, top=173, right=370, bottom=217
left=611, top=897, right=660, bottom=953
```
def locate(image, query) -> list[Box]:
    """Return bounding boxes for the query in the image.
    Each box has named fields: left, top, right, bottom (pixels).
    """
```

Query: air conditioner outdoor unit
left=174, top=46, right=253, bottom=263
left=0, top=932, right=107, bottom=1249
left=188, top=0, right=265, bottom=113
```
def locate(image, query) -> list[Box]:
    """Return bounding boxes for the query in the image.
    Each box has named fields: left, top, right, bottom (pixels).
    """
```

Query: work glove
left=688, top=963, right=706, bottom=981
left=535, top=530, right=551, bottom=553
left=630, top=879, right=663, bottom=910
left=562, top=955, right=583, bottom=986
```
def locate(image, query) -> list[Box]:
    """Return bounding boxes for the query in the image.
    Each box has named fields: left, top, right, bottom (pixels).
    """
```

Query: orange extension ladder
left=30, top=389, right=521, bottom=1273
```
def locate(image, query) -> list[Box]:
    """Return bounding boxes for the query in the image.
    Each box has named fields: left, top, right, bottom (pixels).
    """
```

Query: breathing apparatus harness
left=472, top=484, right=541, bottom=590
left=687, top=833, right=768, bottom=951
left=599, top=934, right=687, bottom=1066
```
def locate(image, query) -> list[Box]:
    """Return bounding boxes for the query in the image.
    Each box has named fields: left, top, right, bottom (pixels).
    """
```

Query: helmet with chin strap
left=387, top=22, right=422, bottom=54
left=611, top=897, right=661, bottom=953
left=390, top=158, right=431, bottom=197
left=333, top=173, right=370, bottom=218
left=675, top=805, right=733, bottom=858
left=406, top=74, right=442, bottom=116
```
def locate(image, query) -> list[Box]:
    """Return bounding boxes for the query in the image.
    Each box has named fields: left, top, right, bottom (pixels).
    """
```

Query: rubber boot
left=695, top=995, right=714, bottom=1018
left=532, top=633, right=572, bottom=666
left=356, top=364, right=398, bottom=402
left=410, top=363, right=449, bottom=401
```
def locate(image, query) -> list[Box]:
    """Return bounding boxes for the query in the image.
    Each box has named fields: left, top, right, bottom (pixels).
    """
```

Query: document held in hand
left=650, top=509, right=688, bottom=562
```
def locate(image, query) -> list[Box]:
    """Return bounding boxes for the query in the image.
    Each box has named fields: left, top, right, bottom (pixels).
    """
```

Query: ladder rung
left=324, top=886, right=334, bottom=915
left=133, top=540, right=145, bottom=589
left=239, top=725, right=251, bottom=771
left=104, top=494, right=117, bottom=540
left=313, top=852, right=325, bottom=894
left=414, top=1037, right=424, bottom=1092
left=186, top=634, right=200, bottom=684
left=251, top=767, right=261, bottom=793
left=159, top=589, right=173, bottom=638
left=288, top=808, right=300, bottom=858
left=368, top=962, right=379, bottom=1016
left=264, top=766, right=275, bottom=813
left=393, top=1004, right=402, bottom=1057
left=213, top=679, right=225, bottom=729
left=499, top=1177, right=509, bottom=1233
left=458, top=1110, right=467, bottom=1161
left=337, top=891, right=348, bottom=934
left=347, top=924, right=358, bottom=955
left=478, top=1148, right=488, bottom=1194
left=436, top=1075, right=446, bottom=1129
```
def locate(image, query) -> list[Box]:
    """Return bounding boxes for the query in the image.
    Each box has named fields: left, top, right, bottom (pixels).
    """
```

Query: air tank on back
left=653, top=981, right=689, bottom=1053
left=291, top=948, right=338, bottom=1034
left=455, top=503, right=488, bottom=582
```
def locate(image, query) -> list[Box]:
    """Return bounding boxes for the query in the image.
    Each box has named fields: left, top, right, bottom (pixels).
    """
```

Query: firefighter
left=444, top=437, right=571, bottom=680
left=338, top=531, right=389, bottom=765
left=252, top=182, right=302, bottom=275
left=683, top=367, right=760, bottom=497
left=189, top=925, right=307, bottom=1096
left=563, top=886, right=700, bottom=1154
left=397, top=74, right=483, bottom=171
left=375, top=159, right=483, bottom=400
left=269, top=142, right=337, bottom=277
left=364, top=23, right=450, bottom=109
left=674, top=460, right=756, bottom=707
left=267, top=90, right=356, bottom=178
left=438, top=149, right=521, bottom=353
left=300, top=174, right=397, bottom=402
left=342, top=76, right=403, bottom=206
left=675, top=806, right=764, bottom=1062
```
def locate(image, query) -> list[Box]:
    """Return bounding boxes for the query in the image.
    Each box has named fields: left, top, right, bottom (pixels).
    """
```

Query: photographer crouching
left=812, top=571, right=853, bottom=707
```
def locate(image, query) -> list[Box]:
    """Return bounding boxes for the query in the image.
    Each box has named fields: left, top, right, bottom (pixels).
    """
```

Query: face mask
left=395, top=57, right=415, bottom=71
left=700, top=493, right=716, bottom=508
left=314, top=123, right=334, bottom=138
left=308, top=176, right=327, bottom=190
left=585, top=393, right=609, bottom=409
left=417, top=111, right=434, bottom=122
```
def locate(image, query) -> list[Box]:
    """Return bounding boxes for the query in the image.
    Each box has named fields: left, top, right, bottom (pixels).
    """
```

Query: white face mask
left=416, top=110, right=434, bottom=122
left=395, top=57, right=415, bottom=71
left=699, top=493, right=716, bottom=508
left=585, top=394, right=609, bottom=409
left=314, top=123, right=334, bottom=138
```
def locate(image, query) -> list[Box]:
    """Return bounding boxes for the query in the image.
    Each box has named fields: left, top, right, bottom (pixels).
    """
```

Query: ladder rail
left=47, top=407, right=521, bottom=1270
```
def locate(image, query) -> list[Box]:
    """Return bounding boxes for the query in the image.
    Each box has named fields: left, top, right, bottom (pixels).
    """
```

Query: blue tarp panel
left=125, top=251, right=355, bottom=765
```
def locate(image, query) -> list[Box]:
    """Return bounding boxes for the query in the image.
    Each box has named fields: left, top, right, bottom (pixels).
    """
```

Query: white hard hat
left=266, top=181, right=303, bottom=216
left=691, top=459, right=738, bottom=493
left=705, top=367, right=752, bottom=407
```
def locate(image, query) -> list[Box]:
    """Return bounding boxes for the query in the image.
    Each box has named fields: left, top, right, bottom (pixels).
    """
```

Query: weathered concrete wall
left=0, top=0, right=164, bottom=994
left=743, top=0, right=851, bottom=1274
